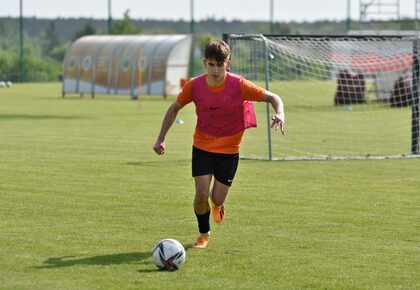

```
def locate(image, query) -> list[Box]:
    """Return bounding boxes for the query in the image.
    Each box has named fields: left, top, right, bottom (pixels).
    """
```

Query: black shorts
left=192, top=146, right=239, bottom=187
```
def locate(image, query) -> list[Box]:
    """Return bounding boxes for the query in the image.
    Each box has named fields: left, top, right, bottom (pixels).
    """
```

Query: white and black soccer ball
left=152, top=239, right=186, bottom=271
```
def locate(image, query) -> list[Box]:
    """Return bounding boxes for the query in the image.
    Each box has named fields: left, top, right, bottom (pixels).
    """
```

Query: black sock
left=195, top=210, right=210, bottom=234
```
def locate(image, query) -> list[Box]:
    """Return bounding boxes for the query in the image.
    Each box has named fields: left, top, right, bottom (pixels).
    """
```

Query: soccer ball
left=152, top=239, right=186, bottom=271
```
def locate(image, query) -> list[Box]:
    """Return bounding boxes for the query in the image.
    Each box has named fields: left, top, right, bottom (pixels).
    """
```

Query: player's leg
left=211, top=180, right=230, bottom=206
left=194, top=174, right=212, bottom=214
left=191, top=146, right=214, bottom=248
left=193, top=175, right=212, bottom=248
left=209, top=180, right=229, bottom=224
left=210, top=152, right=239, bottom=224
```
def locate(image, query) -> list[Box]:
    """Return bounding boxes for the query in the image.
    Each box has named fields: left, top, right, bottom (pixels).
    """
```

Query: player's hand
left=271, top=114, right=285, bottom=135
left=153, top=140, right=166, bottom=155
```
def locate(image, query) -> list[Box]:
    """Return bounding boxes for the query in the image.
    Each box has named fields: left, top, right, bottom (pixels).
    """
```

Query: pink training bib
left=192, top=73, right=257, bottom=137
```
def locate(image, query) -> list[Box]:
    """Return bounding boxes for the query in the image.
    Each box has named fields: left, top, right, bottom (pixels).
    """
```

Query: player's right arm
left=153, top=101, right=185, bottom=155
left=153, top=79, right=193, bottom=155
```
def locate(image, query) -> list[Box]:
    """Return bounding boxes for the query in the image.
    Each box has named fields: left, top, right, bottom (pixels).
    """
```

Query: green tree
left=72, top=22, right=96, bottom=41
left=272, top=22, right=293, bottom=34
left=41, top=20, right=64, bottom=61
left=149, top=27, right=177, bottom=34
left=50, top=43, right=68, bottom=62
left=0, top=18, right=17, bottom=50
left=112, top=10, right=142, bottom=35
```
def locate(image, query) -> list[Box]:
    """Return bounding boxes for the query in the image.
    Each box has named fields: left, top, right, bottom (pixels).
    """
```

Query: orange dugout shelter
left=62, top=34, right=192, bottom=99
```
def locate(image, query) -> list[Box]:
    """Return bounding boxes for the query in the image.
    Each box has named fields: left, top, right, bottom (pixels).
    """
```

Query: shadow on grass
left=35, top=244, right=193, bottom=271
left=125, top=159, right=189, bottom=166
left=35, top=252, right=152, bottom=269
left=0, top=114, right=83, bottom=121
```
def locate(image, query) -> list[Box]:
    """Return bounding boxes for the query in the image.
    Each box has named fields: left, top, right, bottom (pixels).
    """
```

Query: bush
left=0, top=52, right=61, bottom=82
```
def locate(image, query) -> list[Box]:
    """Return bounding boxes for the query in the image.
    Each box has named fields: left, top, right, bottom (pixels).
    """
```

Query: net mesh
left=226, top=34, right=420, bottom=160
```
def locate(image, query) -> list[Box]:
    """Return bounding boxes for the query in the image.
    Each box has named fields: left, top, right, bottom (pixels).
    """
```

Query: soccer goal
left=223, top=34, right=420, bottom=161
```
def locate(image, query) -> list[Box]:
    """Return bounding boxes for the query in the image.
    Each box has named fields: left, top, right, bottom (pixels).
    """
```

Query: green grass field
left=0, top=83, right=419, bottom=289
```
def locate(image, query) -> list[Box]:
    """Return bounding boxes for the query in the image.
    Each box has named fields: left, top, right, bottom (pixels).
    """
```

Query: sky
left=0, top=0, right=417, bottom=22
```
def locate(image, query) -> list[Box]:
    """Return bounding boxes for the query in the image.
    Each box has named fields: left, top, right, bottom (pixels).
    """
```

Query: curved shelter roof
left=62, top=34, right=192, bottom=98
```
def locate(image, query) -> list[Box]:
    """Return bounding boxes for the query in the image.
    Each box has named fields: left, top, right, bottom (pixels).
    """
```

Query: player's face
left=204, top=58, right=231, bottom=85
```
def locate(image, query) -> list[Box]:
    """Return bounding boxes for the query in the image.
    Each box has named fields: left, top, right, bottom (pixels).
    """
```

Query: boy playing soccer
left=153, top=40, right=285, bottom=248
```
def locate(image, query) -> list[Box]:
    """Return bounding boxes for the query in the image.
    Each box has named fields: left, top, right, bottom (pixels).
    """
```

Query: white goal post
left=223, top=34, right=420, bottom=161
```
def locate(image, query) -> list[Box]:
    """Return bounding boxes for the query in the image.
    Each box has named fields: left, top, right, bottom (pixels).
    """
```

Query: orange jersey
left=177, top=74, right=265, bottom=154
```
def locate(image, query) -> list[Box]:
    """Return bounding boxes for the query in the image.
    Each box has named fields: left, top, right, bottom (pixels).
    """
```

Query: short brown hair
left=204, top=40, right=230, bottom=63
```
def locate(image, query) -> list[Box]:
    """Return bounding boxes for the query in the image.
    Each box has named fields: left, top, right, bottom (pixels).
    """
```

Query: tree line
left=0, top=11, right=417, bottom=82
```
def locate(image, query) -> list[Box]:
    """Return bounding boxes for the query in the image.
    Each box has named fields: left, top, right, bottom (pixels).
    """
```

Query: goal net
left=224, top=34, right=420, bottom=160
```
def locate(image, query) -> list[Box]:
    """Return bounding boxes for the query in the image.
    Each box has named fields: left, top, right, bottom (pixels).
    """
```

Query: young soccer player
left=153, top=40, right=285, bottom=249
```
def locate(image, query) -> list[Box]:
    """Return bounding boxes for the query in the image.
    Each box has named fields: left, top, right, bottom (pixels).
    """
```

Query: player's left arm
left=262, top=90, right=285, bottom=135
left=240, top=78, right=285, bottom=134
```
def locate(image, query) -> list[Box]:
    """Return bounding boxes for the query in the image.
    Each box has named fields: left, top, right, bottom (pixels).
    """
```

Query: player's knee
left=211, top=194, right=225, bottom=206
left=195, top=188, right=209, bottom=203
